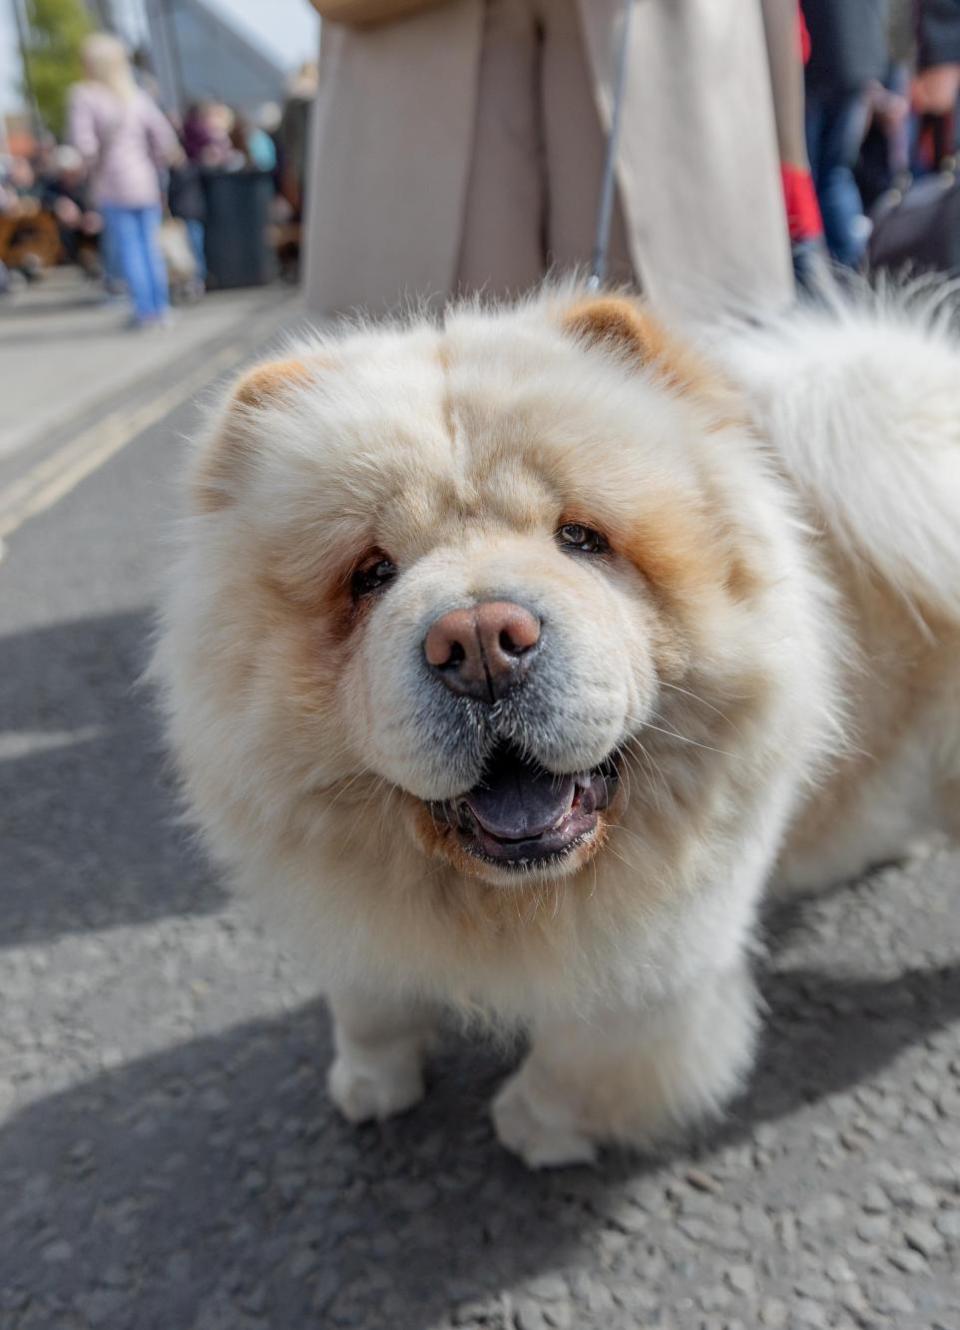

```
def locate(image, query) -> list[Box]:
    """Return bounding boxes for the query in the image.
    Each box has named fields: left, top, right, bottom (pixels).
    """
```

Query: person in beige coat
left=304, top=0, right=797, bottom=318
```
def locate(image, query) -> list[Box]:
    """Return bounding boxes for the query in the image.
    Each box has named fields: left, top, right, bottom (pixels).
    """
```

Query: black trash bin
left=202, top=169, right=277, bottom=290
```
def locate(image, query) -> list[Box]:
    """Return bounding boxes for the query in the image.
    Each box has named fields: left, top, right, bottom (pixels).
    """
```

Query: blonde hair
left=82, top=33, right=137, bottom=102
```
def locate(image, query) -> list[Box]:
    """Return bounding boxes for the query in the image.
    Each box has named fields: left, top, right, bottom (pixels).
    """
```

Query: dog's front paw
left=327, top=1052, right=425, bottom=1124
left=491, top=1070, right=597, bottom=1169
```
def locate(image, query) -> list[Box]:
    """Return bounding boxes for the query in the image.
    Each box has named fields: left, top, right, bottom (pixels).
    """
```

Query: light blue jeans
left=805, top=90, right=871, bottom=268
left=100, top=204, right=169, bottom=323
left=185, top=219, right=206, bottom=283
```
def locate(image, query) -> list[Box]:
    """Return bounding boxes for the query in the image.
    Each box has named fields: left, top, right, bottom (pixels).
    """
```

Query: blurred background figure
left=0, top=3, right=316, bottom=312
left=801, top=0, right=889, bottom=268
left=761, top=2, right=828, bottom=290
left=167, top=153, right=207, bottom=299
left=909, top=0, right=960, bottom=183
left=228, top=112, right=277, bottom=172
left=912, top=0, right=960, bottom=119
left=68, top=34, right=181, bottom=328
left=182, top=99, right=233, bottom=170
left=802, top=0, right=960, bottom=269
left=303, top=0, right=811, bottom=318
left=277, top=62, right=318, bottom=223
left=256, top=101, right=284, bottom=180
left=0, top=149, right=62, bottom=285
left=182, top=101, right=216, bottom=165
left=853, top=7, right=912, bottom=214
left=41, top=144, right=103, bottom=276
left=271, top=62, right=318, bottom=283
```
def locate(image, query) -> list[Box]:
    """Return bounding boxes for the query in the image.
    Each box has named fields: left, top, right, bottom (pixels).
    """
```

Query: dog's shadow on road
left=3, top=926, right=958, bottom=1330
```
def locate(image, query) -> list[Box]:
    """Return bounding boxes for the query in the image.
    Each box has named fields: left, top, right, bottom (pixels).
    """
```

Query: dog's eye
left=351, top=553, right=398, bottom=600
left=556, top=523, right=609, bottom=555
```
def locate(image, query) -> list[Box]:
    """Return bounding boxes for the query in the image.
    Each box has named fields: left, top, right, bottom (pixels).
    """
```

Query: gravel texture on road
left=1, top=377, right=958, bottom=1330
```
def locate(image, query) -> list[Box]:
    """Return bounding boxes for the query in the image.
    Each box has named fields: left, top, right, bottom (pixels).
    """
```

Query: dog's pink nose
left=424, top=601, right=541, bottom=703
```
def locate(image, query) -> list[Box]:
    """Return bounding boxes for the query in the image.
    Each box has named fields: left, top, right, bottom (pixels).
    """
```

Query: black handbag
left=868, top=114, right=960, bottom=276
left=868, top=165, right=960, bottom=275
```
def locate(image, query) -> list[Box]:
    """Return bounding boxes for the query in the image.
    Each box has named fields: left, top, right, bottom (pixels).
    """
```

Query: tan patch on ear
left=193, top=357, right=319, bottom=513
left=233, top=357, right=315, bottom=407
left=564, top=297, right=651, bottom=356
left=563, top=297, right=743, bottom=428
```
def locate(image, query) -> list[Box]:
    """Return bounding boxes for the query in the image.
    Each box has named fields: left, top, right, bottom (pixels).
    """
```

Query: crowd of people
left=2, top=2, right=959, bottom=328
left=0, top=34, right=317, bottom=327
left=801, top=0, right=960, bottom=271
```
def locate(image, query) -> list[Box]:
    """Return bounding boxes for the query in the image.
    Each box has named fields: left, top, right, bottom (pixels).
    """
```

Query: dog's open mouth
left=431, top=741, right=620, bottom=869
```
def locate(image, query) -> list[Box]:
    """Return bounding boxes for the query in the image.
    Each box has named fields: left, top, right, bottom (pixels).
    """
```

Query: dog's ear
left=562, top=296, right=739, bottom=421
left=231, top=359, right=316, bottom=409
left=192, top=357, right=318, bottom=513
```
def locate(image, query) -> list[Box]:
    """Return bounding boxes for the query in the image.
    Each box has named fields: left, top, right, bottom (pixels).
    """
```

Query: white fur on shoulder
left=717, top=286, right=960, bottom=623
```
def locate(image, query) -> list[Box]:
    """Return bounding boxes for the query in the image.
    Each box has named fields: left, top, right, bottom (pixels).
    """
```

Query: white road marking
left=0, top=341, right=243, bottom=543
left=0, top=726, right=105, bottom=760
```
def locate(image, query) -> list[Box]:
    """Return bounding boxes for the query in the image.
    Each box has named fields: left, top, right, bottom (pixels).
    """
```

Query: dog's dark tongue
left=463, top=746, right=576, bottom=841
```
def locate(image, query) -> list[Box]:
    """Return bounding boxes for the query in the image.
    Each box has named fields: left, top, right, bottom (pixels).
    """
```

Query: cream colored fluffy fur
left=152, top=288, right=960, bottom=1168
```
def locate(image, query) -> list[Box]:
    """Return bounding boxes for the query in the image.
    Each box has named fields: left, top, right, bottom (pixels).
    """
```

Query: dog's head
left=174, top=296, right=785, bottom=893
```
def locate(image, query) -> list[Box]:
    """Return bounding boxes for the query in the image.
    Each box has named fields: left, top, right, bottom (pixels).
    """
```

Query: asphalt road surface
left=1, top=306, right=959, bottom=1330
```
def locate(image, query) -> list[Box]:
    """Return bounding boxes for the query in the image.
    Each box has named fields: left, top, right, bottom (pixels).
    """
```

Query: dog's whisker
left=658, top=680, right=742, bottom=733
left=640, top=722, right=733, bottom=758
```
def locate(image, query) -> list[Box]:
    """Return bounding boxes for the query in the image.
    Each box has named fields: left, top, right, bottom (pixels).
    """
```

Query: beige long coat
left=303, top=0, right=794, bottom=318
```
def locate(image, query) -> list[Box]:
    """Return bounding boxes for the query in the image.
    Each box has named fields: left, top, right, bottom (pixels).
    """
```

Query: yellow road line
left=0, top=341, right=244, bottom=542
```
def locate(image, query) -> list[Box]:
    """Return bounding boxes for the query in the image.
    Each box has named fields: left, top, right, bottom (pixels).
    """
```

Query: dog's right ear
left=192, top=357, right=319, bottom=513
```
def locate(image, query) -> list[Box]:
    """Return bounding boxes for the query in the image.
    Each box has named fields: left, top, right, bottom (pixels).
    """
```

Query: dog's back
left=721, top=294, right=960, bottom=886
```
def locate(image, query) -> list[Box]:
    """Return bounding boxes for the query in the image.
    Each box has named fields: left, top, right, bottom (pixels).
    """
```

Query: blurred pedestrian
left=182, top=102, right=213, bottom=163
left=302, top=0, right=795, bottom=319
left=802, top=0, right=890, bottom=267
left=911, top=0, right=960, bottom=175
left=41, top=145, right=104, bottom=275
left=182, top=100, right=233, bottom=170
left=913, top=0, right=960, bottom=116
left=167, top=158, right=207, bottom=297
left=228, top=113, right=277, bottom=172
left=68, top=34, right=181, bottom=328
left=852, top=0, right=960, bottom=208
left=277, top=63, right=318, bottom=220
left=0, top=155, right=60, bottom=280
left=761, top=2, right=828, bottom=290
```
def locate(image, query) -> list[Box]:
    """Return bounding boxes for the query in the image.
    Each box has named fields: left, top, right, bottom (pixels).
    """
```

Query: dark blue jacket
left=918, top=0, right=960, bottom=68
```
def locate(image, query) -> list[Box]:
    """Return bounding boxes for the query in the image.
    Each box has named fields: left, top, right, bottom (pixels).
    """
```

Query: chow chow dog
left=153, top=289, right=960, bottom=1167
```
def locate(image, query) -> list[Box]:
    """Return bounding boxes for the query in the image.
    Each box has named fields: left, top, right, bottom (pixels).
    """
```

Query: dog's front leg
left=327, top=985, right=437, bottom=1124
left=492, top=963, right=759, bottom=1168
